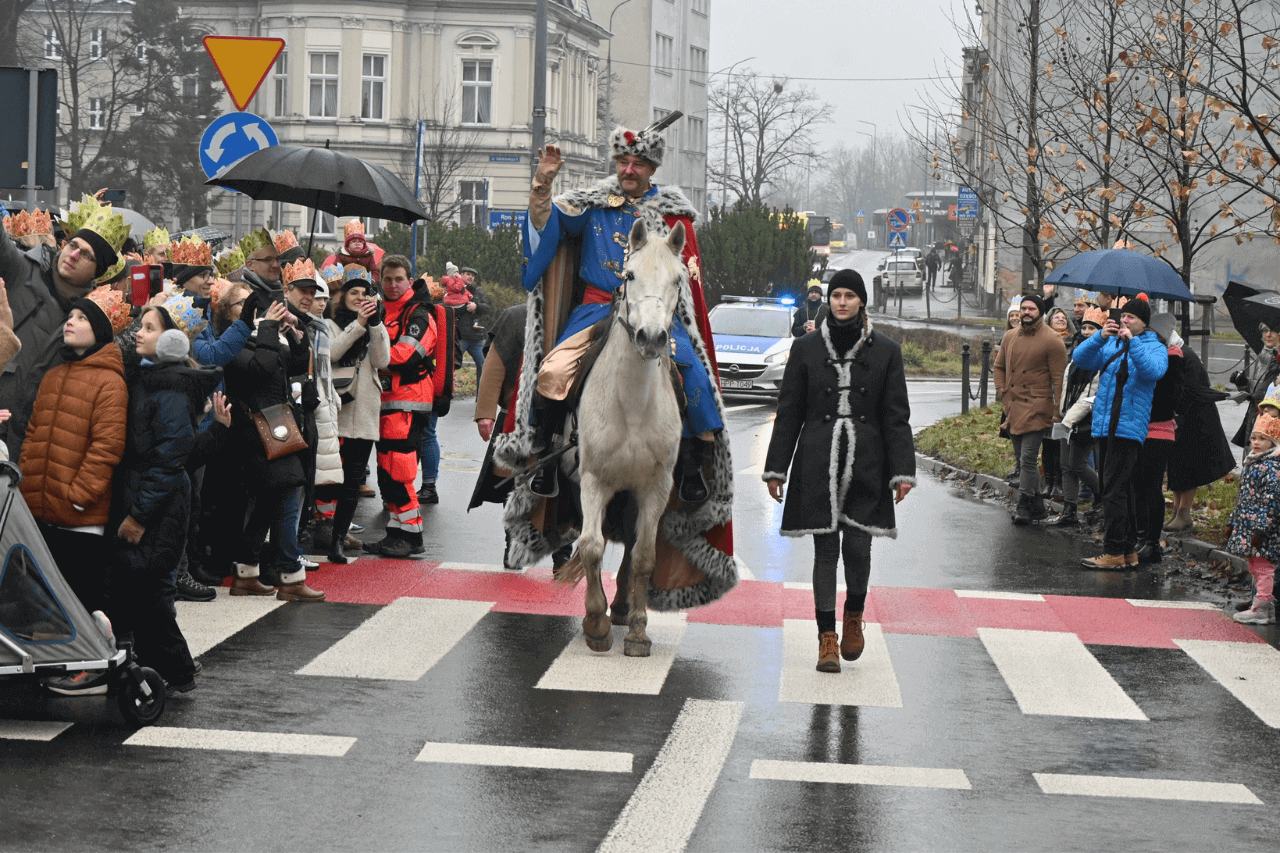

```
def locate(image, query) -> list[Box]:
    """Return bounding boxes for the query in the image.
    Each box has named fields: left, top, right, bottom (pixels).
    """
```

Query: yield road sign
left=200, top=112, right=278, bottom=179
left=887, top=208, right=909, bottom=232
left=888, top=232, right=908, bottom=249
left=203, top=36, right=284, bottom=111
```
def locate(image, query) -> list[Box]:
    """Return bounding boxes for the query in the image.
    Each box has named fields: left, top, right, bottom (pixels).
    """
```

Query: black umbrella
left=205, top=143, right=428, bottom=239
left=173, top=225, right=233, bottom=249
left=1224, top=280, right=1280, bottom=353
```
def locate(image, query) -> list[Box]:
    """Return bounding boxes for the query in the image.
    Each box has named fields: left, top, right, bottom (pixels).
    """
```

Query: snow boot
left=1233, top=598, right=1275, bottom=625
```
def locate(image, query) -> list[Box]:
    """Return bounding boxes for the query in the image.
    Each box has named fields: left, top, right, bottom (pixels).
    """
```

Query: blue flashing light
left=780, top=297, right=796, bottom=306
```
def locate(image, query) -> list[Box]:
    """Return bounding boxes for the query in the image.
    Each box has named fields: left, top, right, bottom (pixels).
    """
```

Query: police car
left=708, top=296, right=794, bottom=397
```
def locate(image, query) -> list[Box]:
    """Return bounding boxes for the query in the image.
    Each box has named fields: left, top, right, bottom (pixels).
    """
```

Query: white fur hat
left=610, top=125, right=665, bottom=168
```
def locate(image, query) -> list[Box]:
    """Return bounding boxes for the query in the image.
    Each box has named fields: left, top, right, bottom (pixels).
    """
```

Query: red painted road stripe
left=296, top=560, right=1267, bottom=649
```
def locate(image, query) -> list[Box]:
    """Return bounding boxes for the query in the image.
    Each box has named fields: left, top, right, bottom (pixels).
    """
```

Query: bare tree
left=709, top=71, right=833, bottom=206
left=0, top=1, right=37, bottom=66
left=399, top=89, right=484, bottom=224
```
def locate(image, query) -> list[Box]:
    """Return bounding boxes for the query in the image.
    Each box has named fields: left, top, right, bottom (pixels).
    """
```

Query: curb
left=915, top=451, right=1246, bottom=573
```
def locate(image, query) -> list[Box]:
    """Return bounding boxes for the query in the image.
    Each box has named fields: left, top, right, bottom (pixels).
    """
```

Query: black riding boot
left=677, top=437, right=711, bottom=503
left=529, top=396, right=566, bottom=498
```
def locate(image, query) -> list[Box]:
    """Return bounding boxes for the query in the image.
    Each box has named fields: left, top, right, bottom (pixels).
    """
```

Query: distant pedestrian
left=455, top=266, right=492, bottom=377
left=1226, top=413, right=1280, bottom=624
left=791, top=283, right=827, bottom=336
left=925, top=249, right=940, bottom=290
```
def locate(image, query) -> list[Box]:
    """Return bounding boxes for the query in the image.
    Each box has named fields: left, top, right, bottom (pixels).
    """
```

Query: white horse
left=568, top=218, right=685, bottom=657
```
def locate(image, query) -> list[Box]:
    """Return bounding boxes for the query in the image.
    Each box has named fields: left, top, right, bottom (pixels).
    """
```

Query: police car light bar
left=722, top=295, right=794, bottom=305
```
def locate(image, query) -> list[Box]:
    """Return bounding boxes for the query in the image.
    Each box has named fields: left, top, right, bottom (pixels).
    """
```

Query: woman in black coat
left=221, top=294, right=324, bottom=601
left=764, top=270, right=916, bottom=674
left=1165, top=329, right=1235, bottom=532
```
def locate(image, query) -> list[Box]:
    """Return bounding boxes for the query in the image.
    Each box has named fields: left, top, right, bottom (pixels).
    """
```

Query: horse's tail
left=553, top=552, right=586, bottom=585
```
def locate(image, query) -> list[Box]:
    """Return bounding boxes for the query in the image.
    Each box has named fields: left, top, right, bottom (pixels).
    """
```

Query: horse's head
left=618, top=218, right=685, bottom=361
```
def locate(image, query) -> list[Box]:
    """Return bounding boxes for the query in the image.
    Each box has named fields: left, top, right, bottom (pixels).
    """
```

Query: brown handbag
left=250, top=403, right=308, bottom=460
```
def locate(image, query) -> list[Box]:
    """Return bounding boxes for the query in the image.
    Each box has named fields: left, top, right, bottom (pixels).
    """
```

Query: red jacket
left=380, top=289, right=438, bottom=413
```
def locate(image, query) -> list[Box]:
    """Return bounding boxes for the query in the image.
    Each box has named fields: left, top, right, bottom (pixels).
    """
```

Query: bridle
left=613, top=272, right=673, bottom=361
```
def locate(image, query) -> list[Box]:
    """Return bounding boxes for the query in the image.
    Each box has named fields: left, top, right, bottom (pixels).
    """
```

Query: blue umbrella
left=1045, top=248, right=1193, bottom=301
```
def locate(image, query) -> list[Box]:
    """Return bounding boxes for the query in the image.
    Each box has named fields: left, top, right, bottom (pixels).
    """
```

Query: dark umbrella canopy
left=1045, top=248, right=1194, bottom=301
left=205, top=144, right=428, bottom=225
left=1224, top=280, right=1280, bottom=353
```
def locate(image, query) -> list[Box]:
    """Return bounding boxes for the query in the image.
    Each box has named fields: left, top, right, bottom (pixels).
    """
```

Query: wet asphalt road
left=2, top=384, right=1279, bottom=851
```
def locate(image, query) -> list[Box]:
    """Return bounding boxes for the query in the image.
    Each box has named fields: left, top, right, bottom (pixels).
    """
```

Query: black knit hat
left=827, top=269, right=867, bottom=305
left=1122, top=294, right=1151, bottom=325
left=1019, top=292, right=1045, bottom=314
left=71, top=296, right=114, bottom=345
left=71, top=227, right=117, bottom=278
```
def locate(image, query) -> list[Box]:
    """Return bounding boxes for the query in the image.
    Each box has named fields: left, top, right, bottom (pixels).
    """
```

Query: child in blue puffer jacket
left=1226, top=413, right=1280, bottom=625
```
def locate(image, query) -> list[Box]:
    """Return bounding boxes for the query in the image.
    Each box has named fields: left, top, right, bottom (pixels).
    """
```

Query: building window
left=272, top=51, right=288, bottom=117
left=306, top=208, right=336, bottom=237
left=361, top=54, right=386, bottom=121
left=461, top=60, right=492, bottom=125
left=89, top=28, right=105, bottom=60
left=44, top=28, right=60, bottom=60
left=135, top=42, right=147, bottom=62
left=690, top=46, right=707, bottom=84
left=309, top=52, right=339, bottom=119
left=654, top=108, right=677, bottom=157
left=459, top=180, right=488, bottom=228
left=88, top=98, right=103, bottom=130
left=692, top=0, right=708, bottom=14
left=182, top=76, right=198, bottom=99
left=687, top=116, right=705, bottom=152
left=655, top=33, right=674, bottom=74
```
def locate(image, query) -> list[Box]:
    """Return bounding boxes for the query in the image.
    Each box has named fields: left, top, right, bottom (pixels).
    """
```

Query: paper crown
left=239, top=228, right=273, bottom=258
left=343, top=263, right=372, bottom=283
left=273, top=229, right=299, bottom=254
left=282, top=257, right=319, bottom=289
left=1072, top=290, right=1090, bottom=306
left=1260, top=393, right=1280, bottom=414
left=4, top=209, right=53, bottom=237
left=170, top=236, right=213, bottom=267
left=1081, top=306, right=1108, bottom=327
left=143, top=227, right=170, bottom=251
left=75, top=200, right=130, bottom=256
left=344, top=220, right=366, bottom=240
left=208, top=278, right=239, bottom=315
left=61, top=195, right=99, bottom=235
left=610, top=125, right=665, bottom=168
left=1252, top=413, right=1280, bottom=444
left=95, top=256, right=127, bottom=286
left=214, top=246, right=245, bottom=276
left=320, top=264, right=345, bottom=285
left=158, top=292, right=208, bottom=341
left=82, top=285, right=132, bottom=335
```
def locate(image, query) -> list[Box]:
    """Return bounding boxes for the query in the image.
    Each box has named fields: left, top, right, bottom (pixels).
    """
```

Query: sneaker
left=45, top=670, right=108, bottom=696
left=175, top=569, right=217, bottom=602
left=1233, top=599, right=1276, bottom=625
left=349, top=523, right=364, bottom=534
left=299, top=556, right=320, bottom=571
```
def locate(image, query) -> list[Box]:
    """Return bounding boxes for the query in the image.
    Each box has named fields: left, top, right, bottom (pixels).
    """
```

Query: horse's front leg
left=610, top=549, right=632, bottom=626
left=577, top=472, right=612, bottom=652
left=624, top=483, right=668, bottom=657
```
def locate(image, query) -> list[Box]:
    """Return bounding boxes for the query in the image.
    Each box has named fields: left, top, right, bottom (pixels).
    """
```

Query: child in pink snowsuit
left=1226, top=412, right=1280, bottom=624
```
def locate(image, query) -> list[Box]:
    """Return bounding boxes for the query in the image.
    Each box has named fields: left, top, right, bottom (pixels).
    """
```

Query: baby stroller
left=0, top=461, right=166, bottom=726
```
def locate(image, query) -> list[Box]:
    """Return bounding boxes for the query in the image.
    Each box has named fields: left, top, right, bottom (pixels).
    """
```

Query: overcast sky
left=708, top=0, right=971, bottom=152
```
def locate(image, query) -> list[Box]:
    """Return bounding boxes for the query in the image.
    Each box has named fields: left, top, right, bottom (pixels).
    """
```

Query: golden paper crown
left=273, top=229, right=299, bottom=254
left=344, top=220, right=366, bottom=240
left=1081, top=306, right=1108, bottom=328
left=1261, top=393, right=1280, bottom=415
left=158, top=292, right=209, bottom=341
left=61, top=195, right=100, bottom=235
left=143, top=227, right=170, bottom=251
left=320, top=263, right=345, bottom=285
left=170, top=236, right=212, bottom=267
left=209, top=278, right=239, bottom=315
left=1252, top=413, right=1280, bottom=445
left=79, top=204, right=130, bottom=255
left=214, top=246, right=245, bottom=276
left=4, top=209, right=53, bottom=238
left=82, top=285, right=132, bottom=335
left=94, top=255, right=126, bottom=285
left=238, top=228, right=272, bottom=258
left=282, top=257, right=319, bottom=289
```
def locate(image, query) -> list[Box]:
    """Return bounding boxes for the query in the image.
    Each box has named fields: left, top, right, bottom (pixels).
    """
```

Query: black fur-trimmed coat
left=763, top=313, right=917, bottom=537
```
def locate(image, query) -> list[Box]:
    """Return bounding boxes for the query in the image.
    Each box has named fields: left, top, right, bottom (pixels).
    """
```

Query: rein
left=612, top=280, right=671, bottom=361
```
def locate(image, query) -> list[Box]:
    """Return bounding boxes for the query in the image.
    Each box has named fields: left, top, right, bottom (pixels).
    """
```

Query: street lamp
left=858, top=119, right=877, bottom=220
left=603, top=0, right=637, bottom=154
left=710, top=56, right=754, bottom=207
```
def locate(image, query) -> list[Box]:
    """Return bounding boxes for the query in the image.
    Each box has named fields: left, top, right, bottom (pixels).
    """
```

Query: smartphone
left=1108, top=307, right=1123, bottom=324
left=101, top=189, right=126, bottom=205
left=129, top=263, right=164, bottom=307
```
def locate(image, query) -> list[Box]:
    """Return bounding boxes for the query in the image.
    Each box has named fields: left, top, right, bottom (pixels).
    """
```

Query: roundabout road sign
left=200, top=112, right=278, bottom=179
left=887, top=208, right=909, bottom=232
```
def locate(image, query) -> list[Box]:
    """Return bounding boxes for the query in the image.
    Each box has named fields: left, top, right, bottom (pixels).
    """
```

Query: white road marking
left=955, top=590, right=1045, bottom=601
left=435, top=561, right=527, bottom=574
left=297, top=597, right=491, bottom=681
left=0, top=720, right=73, bottom=741
left=779, top=619, right=902, bottom=707
left=124, top=727, right=356, bottom=757
left=535, top=612, right=686, bottom=695
left=598, top=699, right=743, bottom=853
left=1034, top=772, right=1262, bottom=804
left=415, top=742, right=632, bottom=773
left=725, top=403, right=766, bottom=411
left=1126, top=599, right=1217, bottom=610
left=750, top=759, right=971, bottom=790
left=176, top=587, right=286, bottom=657
left=978, top=628, right=1147, bottom=720
left=1176, top=639, right=1280, bottom=728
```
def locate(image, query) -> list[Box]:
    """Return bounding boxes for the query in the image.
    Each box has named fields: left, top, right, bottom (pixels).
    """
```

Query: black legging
left=1135, top=437, right=1173, bottom=547
left=331, top=438, right=375, bottom=547
left=812, top=527, right=873, bottom=612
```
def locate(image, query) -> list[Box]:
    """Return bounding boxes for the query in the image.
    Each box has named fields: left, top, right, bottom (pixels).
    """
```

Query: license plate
left=721, top=379, right=755, bottom=390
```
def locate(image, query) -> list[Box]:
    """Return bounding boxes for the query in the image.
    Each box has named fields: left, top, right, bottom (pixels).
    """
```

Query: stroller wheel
left=117, top=666, right=166, bottom=727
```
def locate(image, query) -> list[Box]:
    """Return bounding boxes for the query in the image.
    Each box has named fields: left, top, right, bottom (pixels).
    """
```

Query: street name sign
left=200, top=112, right=278, bottom=179
left=887, top=208, right=909, bottom=232
left=203, top=36, right=285, bottom=111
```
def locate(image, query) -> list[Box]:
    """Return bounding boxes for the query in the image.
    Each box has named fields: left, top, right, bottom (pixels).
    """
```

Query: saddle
left=561, top=303, right=688, bottom=417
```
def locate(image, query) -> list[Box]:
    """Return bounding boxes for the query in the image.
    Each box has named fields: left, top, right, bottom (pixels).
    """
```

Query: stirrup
left=678, top=468, right=709, bottom=503
left=528, top=460, right=559, bottom=498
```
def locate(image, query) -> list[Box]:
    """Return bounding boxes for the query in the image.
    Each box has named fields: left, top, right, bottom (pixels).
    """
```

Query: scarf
left=333, top=306, right=371, bottom=367
left=825, top=309, right=864, bottom=357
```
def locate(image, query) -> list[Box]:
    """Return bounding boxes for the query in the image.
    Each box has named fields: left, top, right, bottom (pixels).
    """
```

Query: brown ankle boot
left=229, top=576, right=276, bottom=596
left=840, top=611, right=865, bottom=661
left=816, top=631, right=841, bottom=673
left=277, top=569, right=326, bottom=602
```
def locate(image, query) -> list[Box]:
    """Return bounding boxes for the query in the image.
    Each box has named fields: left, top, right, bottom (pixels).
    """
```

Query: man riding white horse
left=492, top=119, right=736, bottom=611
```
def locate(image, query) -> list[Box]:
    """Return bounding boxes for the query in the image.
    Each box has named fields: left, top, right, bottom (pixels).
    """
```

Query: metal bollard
left=979, top=339, right=991, bottom=408
left=961, top=343, right=971, bottom=414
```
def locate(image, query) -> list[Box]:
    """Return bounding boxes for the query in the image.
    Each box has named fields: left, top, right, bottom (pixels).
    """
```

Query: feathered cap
left=214, top=246, right=245, bottom=277
left=238, top=228, right=273, bottom=258
left=344, top=220, right=366, bottom=240
left=143, top=227, right=170, bottom=251
left=170, top=236, right=213, bottom=267
left=610, top=125, right=666, bottom=168
left=282, top=257, right=320, bottom=289
left=1252, top=412, right=1280, bottom=445
left=73, top=284, right=132, bottom=342
left=320, top=263, right=345, bottom=285
left=1081, top=306, right=1108, bottom=328
left=156, top=292, right=208, bottom=341
left=4, top=209, right=53, bottom=238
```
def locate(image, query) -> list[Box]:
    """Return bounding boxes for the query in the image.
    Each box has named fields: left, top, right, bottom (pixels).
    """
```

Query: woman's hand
left=117, top=516, right=145, bottom=544
left=894, top=482, right=913, bottom=503
left=356, top=299, right=377, bottom=327
left=211, top=391, right=232, bottom=428
left=264, top=301, right=288, bottom=324
left=766, top=478, right=784, bottom=503
left=477, top=418, right=494, bottom=441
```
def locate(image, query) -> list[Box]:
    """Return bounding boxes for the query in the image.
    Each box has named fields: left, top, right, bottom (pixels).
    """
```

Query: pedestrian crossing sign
left=889, top=232, right=907, bottom=249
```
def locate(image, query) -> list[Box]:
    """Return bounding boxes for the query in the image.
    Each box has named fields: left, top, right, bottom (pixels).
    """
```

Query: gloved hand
left=368, top=300, right=385, bottom=327
left=241, top=291, right=265, bottom=325
left=301, top=378, right=320, bottom=413
left=1230, top=370, right=1249, bottom=390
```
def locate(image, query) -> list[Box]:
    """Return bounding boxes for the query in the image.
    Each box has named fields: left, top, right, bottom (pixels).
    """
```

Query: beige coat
left=994, top=317, right=1068, bottom=435
left=326, top=317, right=391, bottom=442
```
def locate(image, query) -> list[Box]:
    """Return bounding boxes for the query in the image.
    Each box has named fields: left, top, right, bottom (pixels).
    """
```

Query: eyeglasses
left=229, top=299, right=247, bottom=309
left=64, top=240, right=97, bottom=264
left=248, top=255, right=280, bottom=266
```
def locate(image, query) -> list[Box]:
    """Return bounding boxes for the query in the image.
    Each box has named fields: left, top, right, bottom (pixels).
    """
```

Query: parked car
left=708, top=296, right=794, bottom=397
left=881, top=258, right=925, bottom=294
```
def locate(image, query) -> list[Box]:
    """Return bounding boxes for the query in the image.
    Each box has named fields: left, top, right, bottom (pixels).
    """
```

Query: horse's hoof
left=610, top=604, right=630, bottom=626
left=624, top=637, right=652, bottom=657
left=585, top=631, right=614, bottom=653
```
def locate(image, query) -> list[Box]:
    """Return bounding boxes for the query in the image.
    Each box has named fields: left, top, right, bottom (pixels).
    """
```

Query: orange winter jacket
left=20, top=342, right=128, bottom=528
